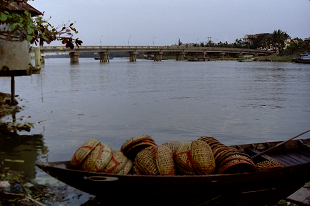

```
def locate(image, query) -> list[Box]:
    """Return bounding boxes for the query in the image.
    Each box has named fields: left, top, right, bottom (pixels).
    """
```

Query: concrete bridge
left=40, top=45, right=274, bottom=63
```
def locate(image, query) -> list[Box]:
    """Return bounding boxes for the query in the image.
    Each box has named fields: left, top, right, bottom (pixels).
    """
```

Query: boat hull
left=35, top=160, right=310, bottom=197
left=293, top=59, right=310, bottom=64
left=35, top=137, right=310, bottom=197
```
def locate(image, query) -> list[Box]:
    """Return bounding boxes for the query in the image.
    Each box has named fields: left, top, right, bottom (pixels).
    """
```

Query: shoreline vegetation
left=0, top=93, right=35, bottom=132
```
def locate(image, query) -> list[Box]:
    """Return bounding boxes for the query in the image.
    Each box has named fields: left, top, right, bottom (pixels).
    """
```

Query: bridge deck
left=39, top=45, right=274, bottom=54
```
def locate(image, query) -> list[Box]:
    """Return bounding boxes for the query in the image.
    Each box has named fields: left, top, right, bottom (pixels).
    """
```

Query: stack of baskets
left=134, top=145, right=176, bottom=175
left=174, top=140, right=216, bottom=175
left=70, top=139, right=133, bottom=175
left=70, top=135, right=282, bottom=176
left=198, top=136, right=256, bottom=174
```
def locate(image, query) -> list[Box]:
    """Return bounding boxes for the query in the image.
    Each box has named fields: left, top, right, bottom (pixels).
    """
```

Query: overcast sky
left=30, top=0, right=310, bottom=46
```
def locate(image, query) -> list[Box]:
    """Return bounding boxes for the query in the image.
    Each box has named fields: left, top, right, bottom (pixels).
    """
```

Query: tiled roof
left=1, top=1, right=42, bottom=16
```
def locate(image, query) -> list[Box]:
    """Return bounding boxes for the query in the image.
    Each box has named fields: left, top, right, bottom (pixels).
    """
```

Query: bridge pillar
left=128, top=51, right=138, bottom=62
left=154, top=52, right=163, bottom=61
left=99, top=52, right=110, bottom=62
left=69, top=52, right=80, bottom=63
left=175, top=52, right=185, bottom=61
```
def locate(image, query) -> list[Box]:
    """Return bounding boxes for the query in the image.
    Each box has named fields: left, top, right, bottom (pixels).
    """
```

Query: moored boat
left=35, top=137, right=310, bottom=197
left=292, top=53, right=310, bottom=64
left=237, top=55, right=255, bottom=62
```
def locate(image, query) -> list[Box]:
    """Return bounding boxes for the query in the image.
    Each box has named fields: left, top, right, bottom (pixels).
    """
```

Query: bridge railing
left=39, top=45, right=274, bottom=54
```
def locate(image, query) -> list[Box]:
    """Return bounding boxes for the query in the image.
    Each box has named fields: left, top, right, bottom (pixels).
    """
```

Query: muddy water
left=0, top=58, right=309, bottom=204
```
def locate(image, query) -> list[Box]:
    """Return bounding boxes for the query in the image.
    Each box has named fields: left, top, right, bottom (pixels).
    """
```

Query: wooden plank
left=270, top=154, right=297, bottom=166
left=297, top=150, right=310, bottom=159
left=287, top=187, right=310, bottom=205
left=289, top=151, right=310, bottom=163
left=284, top=153, right=309, bottom=164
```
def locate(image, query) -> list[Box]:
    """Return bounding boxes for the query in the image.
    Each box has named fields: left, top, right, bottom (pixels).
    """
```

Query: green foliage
left=0, top=0, right=82, bottom=48
left=282, top=39, right=309, bottom=55
left=272, top=29, right=289, bottom=52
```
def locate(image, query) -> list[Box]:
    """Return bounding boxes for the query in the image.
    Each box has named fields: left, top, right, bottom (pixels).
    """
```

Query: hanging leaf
left=0, top=12, right=8, bottom=21
left=27, top=27, right=34, bottom=34
left=26, top=35, right=33, bottom=41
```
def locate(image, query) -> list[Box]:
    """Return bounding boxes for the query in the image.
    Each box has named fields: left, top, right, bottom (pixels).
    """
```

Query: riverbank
left=0, top=93, right=35, bottom=132
left=157, top=55, right=297, bottom=62
left=0, top=93, right=20, bottom=117
left=217, top=55, right=297, bottom=62
left=254, top=55, right=298, bottom=62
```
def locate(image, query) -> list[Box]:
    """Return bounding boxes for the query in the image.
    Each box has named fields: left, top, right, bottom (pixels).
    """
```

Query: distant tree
left=233, top=38, right=243, bottom=48
left=249, top=33, right=272, bottom=49
left=272, top=29, right=290, bottom=52
left=206, top=40, right=215, bottom=47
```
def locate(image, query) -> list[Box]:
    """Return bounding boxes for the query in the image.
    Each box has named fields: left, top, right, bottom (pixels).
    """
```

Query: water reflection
left=0, top=130, right=47, bottom=179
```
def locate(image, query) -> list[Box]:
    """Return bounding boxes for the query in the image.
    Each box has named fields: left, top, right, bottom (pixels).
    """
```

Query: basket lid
left=162, top=141, right=182, bottom=155
left=125, top=141, right=157, bottom=161
left=118, top=159, right=133, bottom=175
left=174, top=142, right=196, bottom=174
left=191, top=140, right=216, bottom=175
left=135, top=145, right=159, bottom=175
left=90, top=144, right=113, bottom=172
left=70, top=139, right=100, bottom=169
left=218, top=158, right=256, bottom=174
left=103, top=150, right=129, bottom=174
left=256, top=159, right=283, bottom=171
left=121, top=135, right=153, bottom=153
left=155, top=145, right=176, bottom=176
left=80, top=143, right=102, bottom=171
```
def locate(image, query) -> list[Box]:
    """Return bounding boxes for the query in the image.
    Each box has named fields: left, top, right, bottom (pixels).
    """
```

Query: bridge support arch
left=99, top=52, right=110, bottom=62
left=69, top=52, right=80, bottom=64
left=128, top=51, right=138, bottom=62
left=153, top=52, right=163, bottom=61
left=175, top=52, right=185, bottom=61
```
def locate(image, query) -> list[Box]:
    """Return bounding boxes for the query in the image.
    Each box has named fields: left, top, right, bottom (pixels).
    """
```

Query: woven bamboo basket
left=162, top=141, right=182, bottom=155
left=198, top=136, right=219, bottom=144
left=121, top=135, right=154, bottom=153
left=80, top=143, right=102, bottom=171
left=256, top=159, right=283, bottom=171
left=132, top=163, right=145, bottom=175
left=135, top=145, right=159, bottom=175
left=218, top=154, right=256, bottom=169
left=174, top=142, right=196, bottom=174
left=70, top=139, right=100, bottom=169
left=191, top=140, right=216, bottom=175
left=118, top=159, right=133, bottom=175
left=214, top=147, right=238, bottom=163
left=218, top=158, right=256, bottom=174
left=102, top=150, right=129, bottom=174
left=176, top=164, right=197, bottom=175
left=124, top=140, right=157, bottom=160
left=90, top=143, right=113, bottom=173
left=155, top=145, right=176, bottom=176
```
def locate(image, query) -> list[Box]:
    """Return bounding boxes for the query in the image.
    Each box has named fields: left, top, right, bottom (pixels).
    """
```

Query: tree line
left=192, top=30, right=309, bottom=55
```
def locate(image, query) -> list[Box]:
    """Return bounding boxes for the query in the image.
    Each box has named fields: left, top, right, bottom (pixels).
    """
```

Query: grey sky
left=30, top=0, right=310, bottom=46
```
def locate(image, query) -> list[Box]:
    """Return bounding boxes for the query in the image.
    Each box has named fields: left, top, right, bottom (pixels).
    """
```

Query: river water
left=0, top=58, right=310, bottom=204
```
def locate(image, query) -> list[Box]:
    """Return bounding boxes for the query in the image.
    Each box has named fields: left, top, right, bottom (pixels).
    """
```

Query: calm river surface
left=1, top=58, right=310, bottom=204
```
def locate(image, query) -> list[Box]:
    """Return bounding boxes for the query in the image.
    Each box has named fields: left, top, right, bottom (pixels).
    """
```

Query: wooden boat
left=35, top=138, right=310, bottom=198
